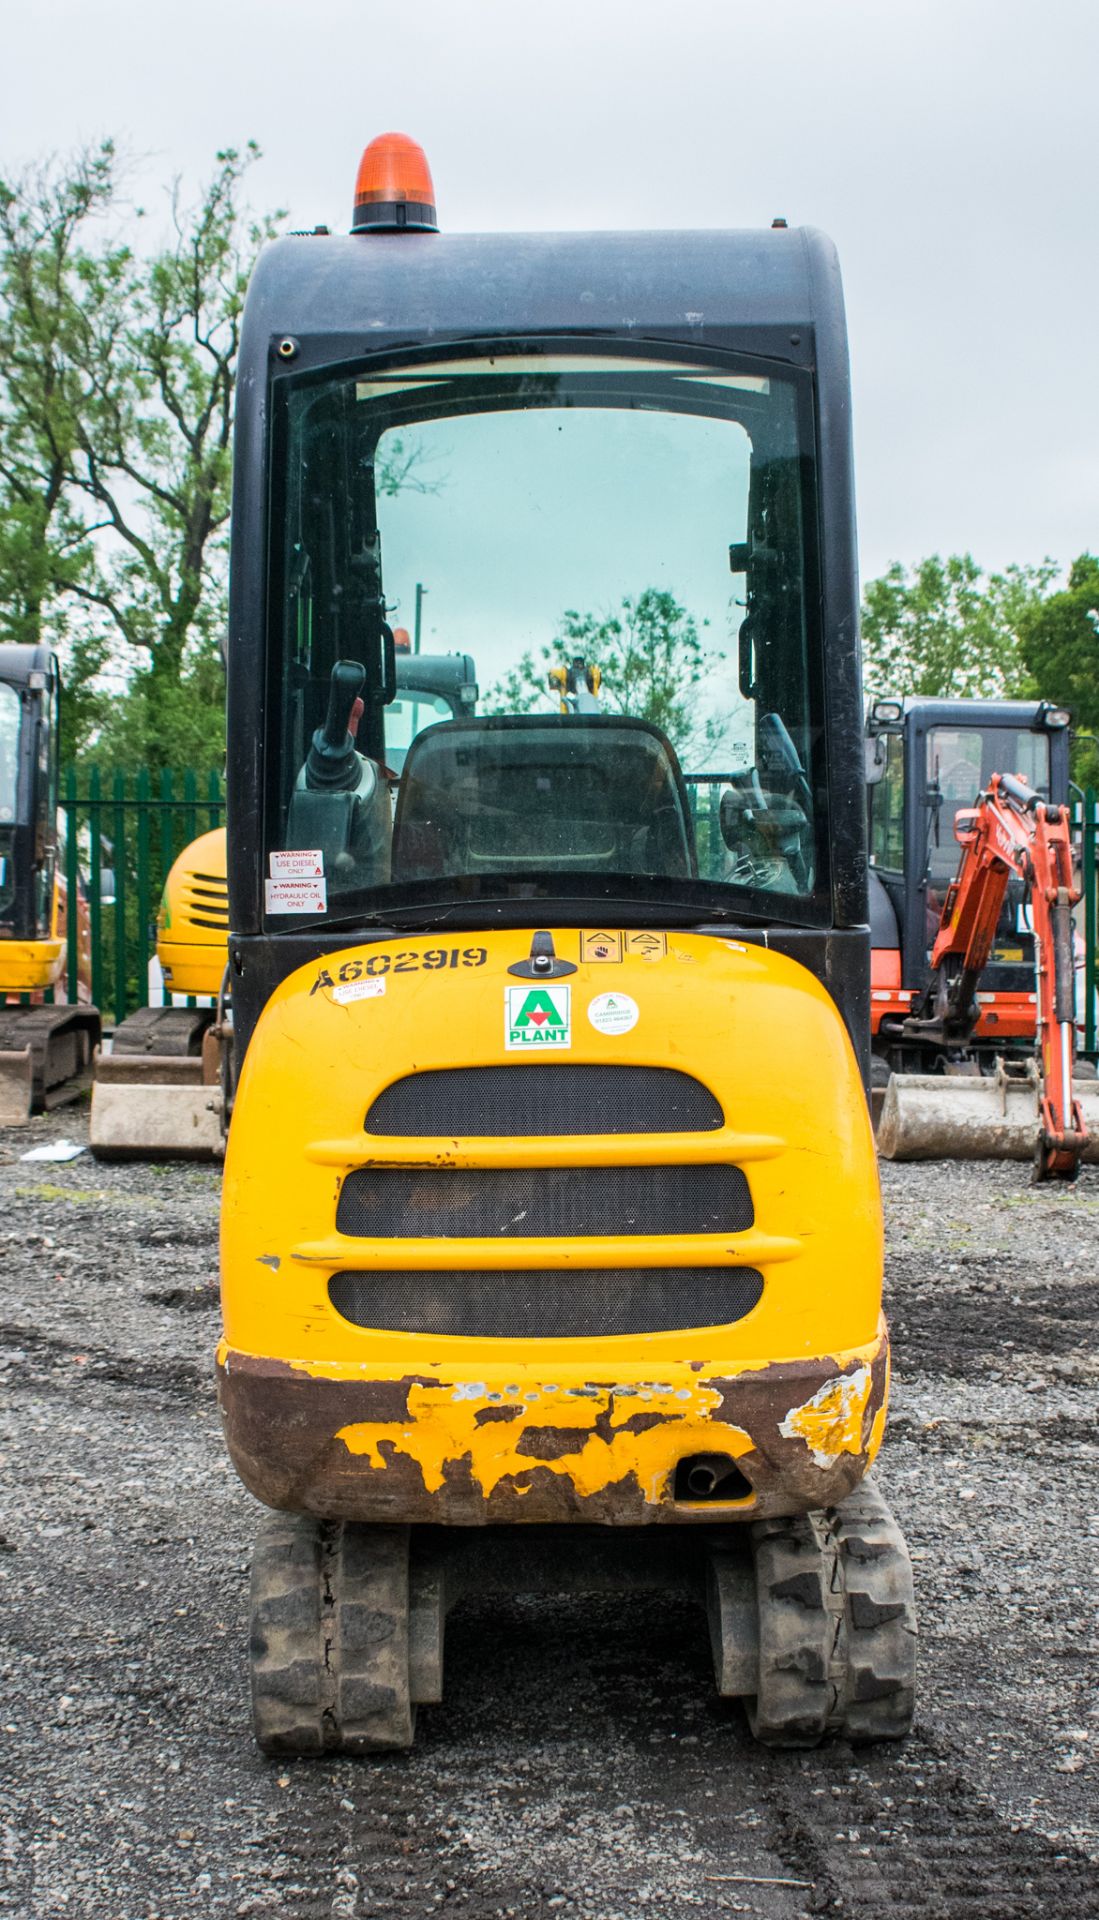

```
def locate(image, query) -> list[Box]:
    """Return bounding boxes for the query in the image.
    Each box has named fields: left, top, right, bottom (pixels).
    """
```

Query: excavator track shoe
left=0, top=1006, right=100, bottom=1119
left=250, top=1514, right=415, bottom=1755
left=708, top=1477, right=916, bottom=1747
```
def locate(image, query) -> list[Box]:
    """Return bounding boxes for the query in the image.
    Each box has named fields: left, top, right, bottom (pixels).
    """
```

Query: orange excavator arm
left=907, top=771, right=1087, bottom=1179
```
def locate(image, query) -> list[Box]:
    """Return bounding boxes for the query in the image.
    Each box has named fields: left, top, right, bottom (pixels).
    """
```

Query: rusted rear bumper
left=217, top=1323, right=890, bottom=1525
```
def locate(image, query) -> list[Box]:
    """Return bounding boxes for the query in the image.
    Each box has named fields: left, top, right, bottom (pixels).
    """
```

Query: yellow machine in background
left=157, top=826, right=230, bottom=997
left=89, top=828, right=229, bottom=1159
left=0, top=644, right=100, bottom=1123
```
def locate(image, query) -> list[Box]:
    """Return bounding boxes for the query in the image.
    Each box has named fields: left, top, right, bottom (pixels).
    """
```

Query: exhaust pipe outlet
left=687, top=1458, right=722, bottom=1496
left=675, top=1453, right=752, bottom=1503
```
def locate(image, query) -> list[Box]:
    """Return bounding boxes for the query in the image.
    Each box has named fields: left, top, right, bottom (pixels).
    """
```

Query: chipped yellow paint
left=778, top=1364, right=873, bottom=1467
left=335, top=1375, right=745, bottom=1504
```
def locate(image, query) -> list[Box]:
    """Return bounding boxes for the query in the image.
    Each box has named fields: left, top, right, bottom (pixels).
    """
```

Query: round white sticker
left=587, top=991, right=639, bottom=1036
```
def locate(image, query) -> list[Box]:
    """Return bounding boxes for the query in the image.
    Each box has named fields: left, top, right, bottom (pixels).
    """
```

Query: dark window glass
left=267, top=348, right=826, bottom=927
left=868, top=732, right=905, bottom=872
left=925, top=726, right=1050, bottom=886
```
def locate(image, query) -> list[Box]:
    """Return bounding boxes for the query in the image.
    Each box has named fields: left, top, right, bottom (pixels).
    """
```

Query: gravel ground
left=1, top=1109, right=1097, bottom=1920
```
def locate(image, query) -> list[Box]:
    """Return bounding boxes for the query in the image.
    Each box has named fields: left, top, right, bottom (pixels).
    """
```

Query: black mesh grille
left=365, top=1065, right=723, bottom=1137
left=328, top=1266, right=764, bottom=1337
left=336, top=1164, right=752, bottom=1238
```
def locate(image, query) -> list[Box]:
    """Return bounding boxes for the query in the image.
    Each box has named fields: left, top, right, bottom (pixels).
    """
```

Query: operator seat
left=390, top=715, right=696, bottom=884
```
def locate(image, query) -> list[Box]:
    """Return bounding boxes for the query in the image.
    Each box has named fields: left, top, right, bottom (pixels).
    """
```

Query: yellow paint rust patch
left=778, top=1364, right=872, bottom=1467
left=335, top=1378, right=746, bottom=1503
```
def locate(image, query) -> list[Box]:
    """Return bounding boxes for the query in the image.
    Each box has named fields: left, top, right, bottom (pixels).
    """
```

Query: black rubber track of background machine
left=250, top=1513, right=413, bottom=1756
left=110, top=1005, right=213, bottom=1058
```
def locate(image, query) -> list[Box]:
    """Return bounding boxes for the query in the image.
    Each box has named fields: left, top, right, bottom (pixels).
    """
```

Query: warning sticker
left=505, top=984, right=571, bottom=1051
left=580, top=931, right=622, bottom=963
left=265, top=875, right=327, bottom=914
left=332, top=976, right=386, bottom=1006
left=625, top=931, right=667, bottom=961
left=587, top=991, right=639, bottom=1036
left=270, top=848, right=324, bottom=879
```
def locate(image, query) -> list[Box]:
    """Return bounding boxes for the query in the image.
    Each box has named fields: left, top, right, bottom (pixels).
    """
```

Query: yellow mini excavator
left=0, top=644, right=100, bottom=1123
left=217, top=133, right=917, bottom=1754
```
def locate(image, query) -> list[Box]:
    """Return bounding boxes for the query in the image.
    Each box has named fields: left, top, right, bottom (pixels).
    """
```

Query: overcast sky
left=4, top=0, right=1096, bottom=587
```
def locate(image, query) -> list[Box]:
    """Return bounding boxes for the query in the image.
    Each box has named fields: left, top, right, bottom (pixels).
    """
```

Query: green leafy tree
left=0, top=142, right=118, bottom=713
left=63, top=145, right=281, bottom=771
left=860, top=552, right=1056, bottom=701
left=1018, top=553, right=1099, bottom=787
left=0, top=142, right=281, bottom=770
left=483, top=588, right=723, bottom=760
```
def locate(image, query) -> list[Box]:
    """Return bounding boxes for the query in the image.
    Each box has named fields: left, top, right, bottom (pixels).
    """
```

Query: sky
left=3, top=0, right=1096, bottom=588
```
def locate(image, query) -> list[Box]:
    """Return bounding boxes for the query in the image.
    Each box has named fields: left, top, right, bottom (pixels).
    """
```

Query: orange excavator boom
left=905, top=771, right=1087, bottom=1178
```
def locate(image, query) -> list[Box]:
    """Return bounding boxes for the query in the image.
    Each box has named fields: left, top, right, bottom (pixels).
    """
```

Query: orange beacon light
left=352, top=133, right=437, bottom=234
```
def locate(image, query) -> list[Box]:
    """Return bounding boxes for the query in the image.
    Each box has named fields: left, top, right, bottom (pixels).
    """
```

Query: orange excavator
left=879, top=771, right=1096, bottom=1177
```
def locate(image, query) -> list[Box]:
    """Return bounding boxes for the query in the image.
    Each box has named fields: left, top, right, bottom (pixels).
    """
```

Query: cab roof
left=239, top=226, right=844, bottom=372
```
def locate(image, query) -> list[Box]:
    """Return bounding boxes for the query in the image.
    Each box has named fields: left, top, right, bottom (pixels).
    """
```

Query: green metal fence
left=61, top=768, right=225, bottom=1026
left=46, top=769, right=1099, bottom=1044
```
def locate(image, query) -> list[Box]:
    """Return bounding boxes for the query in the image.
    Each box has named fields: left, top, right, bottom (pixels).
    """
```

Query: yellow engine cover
left=157, top=826, right=228, bottom=996
left=218, top=929, right=887, bottom=1526
left=0, top=870, right=66, bottom=995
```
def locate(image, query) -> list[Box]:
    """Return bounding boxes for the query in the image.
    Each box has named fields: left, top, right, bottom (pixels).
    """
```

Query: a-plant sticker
left=588, top=991, right=639, bottom=1036
left=505, top=984, right=571, bottom=1051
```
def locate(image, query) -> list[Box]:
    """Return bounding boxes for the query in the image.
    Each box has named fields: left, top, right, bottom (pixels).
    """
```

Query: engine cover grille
left=328, top=1265, right=765, bottom=1338
left=336, top=1164, right=753, bottom=1239
left=365, top=1064, right=722, bottom=1137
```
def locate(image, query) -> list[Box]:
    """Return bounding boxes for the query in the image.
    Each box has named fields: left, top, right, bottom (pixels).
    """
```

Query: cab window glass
left=0, top=683, right=20, bottom=825
left=925, top=726, right=1050, bottom=885
left=868, top=732, right=904, bottom=871
left=269, top=350, right=825, bottom=925
left=385, top=689, right=455, bottom=772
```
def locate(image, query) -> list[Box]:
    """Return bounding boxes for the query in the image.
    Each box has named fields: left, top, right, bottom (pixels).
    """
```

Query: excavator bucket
left=89, top=1052, right=225, bottom=1160
left=0, top=1048, right=34, bottom=1126
left=878, top=1066, right=1099, bottom=1164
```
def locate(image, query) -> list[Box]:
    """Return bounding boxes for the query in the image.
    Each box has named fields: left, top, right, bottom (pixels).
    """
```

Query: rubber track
left=110, top=1005, right=212, bottom=1057
left=748, top=1512, right=837, bottom=1744
left=250, top=1512, right=332, bottom=1754
left=828, top=1478, right=917, bottom=1741
left=747, top=1477, right=916, bottom=1747
left=250, top=1514, right=413, bottom=1755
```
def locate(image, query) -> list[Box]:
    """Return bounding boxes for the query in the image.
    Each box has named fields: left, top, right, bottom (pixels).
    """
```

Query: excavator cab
left=0, top=644, right=100, bottom=1121
left=217, top=135, right=916, bottom=1756
left=865, top=696, right=1098, bottom=1171
left=867, top=696, right=1071, bottom=1078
